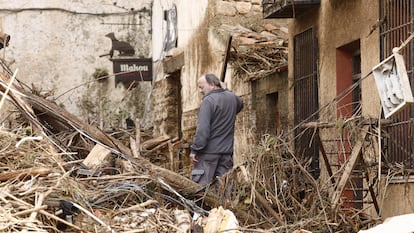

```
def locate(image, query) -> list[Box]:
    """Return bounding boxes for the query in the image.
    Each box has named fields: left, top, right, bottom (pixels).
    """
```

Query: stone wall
left=152, top=73, right=181, bottom=139
left=216, top=0, right=263, bottom=16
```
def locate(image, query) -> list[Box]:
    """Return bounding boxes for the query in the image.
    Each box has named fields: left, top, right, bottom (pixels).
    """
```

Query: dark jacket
left=191, top=88, right=243, bottom=154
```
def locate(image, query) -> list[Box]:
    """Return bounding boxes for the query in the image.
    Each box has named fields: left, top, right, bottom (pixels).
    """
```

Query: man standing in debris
left=190, top=73, right=243, bottom=186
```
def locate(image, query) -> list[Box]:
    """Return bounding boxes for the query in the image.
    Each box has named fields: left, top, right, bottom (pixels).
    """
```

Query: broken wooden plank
left=140, top=135, right=170, bottom=150
left=82, top=144, right=112, bottom=170
left=0, top=167, right=51, bottom=181
left=331, top=125, right=369, bottom=211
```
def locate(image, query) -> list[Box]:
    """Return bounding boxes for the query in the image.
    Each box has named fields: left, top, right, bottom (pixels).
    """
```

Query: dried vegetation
left=224, top=23, right=288, bottom=81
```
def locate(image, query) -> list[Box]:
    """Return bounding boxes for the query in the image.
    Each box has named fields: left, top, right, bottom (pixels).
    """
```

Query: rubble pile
left=0, top=64, right=381, bottom=232
left=0, top=69, right=204, bottom=232
left=0, top=122, right=377, bottom=232
left=0, top=128, right=193, bottom=232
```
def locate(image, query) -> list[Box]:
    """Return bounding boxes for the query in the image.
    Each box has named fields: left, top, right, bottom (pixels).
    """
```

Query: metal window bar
left=380, top=0, right=414, bottom=169
left=352, top=53, right=362, bottom=115
left=293, top=27, right=320, bottom=178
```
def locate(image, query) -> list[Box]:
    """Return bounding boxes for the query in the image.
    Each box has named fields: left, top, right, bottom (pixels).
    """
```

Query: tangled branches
left=230, top=43, right=288, bottom=81
left=221, top=133, right=378, bottom=232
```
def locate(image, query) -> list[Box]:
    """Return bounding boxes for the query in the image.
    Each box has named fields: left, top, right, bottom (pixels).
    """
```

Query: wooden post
left=168, top=140, right=183, bottom=172
left=130, top=118, right=142, bottom=158
left=135, top=118, right=141, bottom=157
left=130, top=137, right=139, bottom=158
left=168, top=141, right=174, bottom=171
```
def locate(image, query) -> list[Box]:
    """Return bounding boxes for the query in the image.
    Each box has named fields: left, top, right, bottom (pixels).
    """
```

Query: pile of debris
left=0, top=69, right=208, bottom=232
left=0, top=64, right=381, bottom=232
left=0, top=127, right=223, bottom=233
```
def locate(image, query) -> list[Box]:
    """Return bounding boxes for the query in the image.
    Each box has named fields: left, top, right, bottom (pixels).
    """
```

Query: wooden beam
left=363, top=161, right=380, bottom=215
left=315, top=132, right=335, bottom=185
left=331, top=125, right=369, bottom=211
left=220, top=35, right=233, bottom=82
left=140, top=135, right=170, bottom=150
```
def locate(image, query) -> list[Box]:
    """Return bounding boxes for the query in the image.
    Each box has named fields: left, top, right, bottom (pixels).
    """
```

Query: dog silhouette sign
left=100, top=32, right=135, bottom=58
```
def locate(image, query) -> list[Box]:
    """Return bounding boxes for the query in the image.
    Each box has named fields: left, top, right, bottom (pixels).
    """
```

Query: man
left=190, top=73, right=243, bottom=186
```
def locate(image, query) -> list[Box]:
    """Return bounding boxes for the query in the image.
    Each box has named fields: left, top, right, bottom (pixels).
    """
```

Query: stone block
left=236, top=2, right=252, bottom=15
left=163, top=52, right=184, bottom=74
left=252, top=4, right=262, bottom=12
left=216, top=1, right=237, bottom=16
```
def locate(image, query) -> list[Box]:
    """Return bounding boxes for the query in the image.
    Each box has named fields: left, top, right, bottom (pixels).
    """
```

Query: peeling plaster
left=0, top=0, right=152, bottom=129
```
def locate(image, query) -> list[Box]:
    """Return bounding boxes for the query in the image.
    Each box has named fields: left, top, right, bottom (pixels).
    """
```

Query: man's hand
left=190, top=152, right=198, bottom=163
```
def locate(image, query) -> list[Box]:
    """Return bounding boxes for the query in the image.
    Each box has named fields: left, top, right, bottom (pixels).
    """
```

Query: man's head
left=198, top=73, right=221, bottom=95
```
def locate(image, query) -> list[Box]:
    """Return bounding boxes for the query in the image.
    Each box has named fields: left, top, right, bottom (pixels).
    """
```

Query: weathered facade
left=264, top=0, right=414, bottom=219
left=151, top=0, right=288, bottom=165
left=0, top=0, right=152, bottom=129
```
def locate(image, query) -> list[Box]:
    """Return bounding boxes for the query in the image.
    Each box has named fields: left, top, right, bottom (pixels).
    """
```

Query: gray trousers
left=191, top=153, right=233, bottom=186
